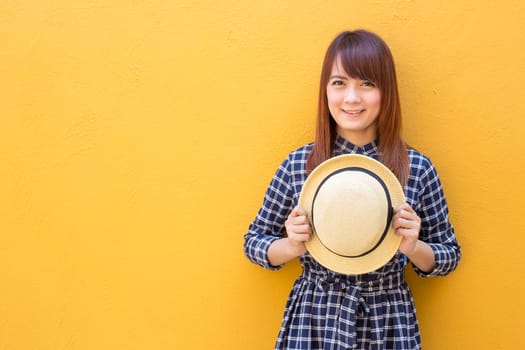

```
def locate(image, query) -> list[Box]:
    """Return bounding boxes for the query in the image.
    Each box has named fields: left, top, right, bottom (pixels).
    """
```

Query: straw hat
left=299, top=154, right=405, bottom=275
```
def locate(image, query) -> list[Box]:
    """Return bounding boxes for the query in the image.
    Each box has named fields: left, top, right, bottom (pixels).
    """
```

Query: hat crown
left=312, top=170, right=390, bottom=257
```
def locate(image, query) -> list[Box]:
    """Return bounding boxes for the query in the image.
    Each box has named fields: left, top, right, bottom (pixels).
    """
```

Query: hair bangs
left=335, top=37, right=384, bottom=87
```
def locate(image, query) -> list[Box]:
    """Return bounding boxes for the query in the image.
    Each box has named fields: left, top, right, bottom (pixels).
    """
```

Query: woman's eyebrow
left=329, top=75, right=348, bottom=80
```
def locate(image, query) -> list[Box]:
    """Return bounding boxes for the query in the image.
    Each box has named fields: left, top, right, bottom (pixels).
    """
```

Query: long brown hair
left=306, top=30, right=409, bottom=186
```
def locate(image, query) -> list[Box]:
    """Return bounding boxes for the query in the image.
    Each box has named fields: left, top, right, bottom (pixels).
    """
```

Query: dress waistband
left=301, top=269, right=405, bottom=293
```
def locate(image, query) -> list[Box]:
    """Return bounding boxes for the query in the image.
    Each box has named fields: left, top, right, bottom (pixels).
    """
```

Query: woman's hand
left=284, top=207, right=312, bottom=256
left=392, top=203, right=421, bottom=256
left=392, top=203, right=435, bottom=273
left=267, top=207, right=312, bottom=266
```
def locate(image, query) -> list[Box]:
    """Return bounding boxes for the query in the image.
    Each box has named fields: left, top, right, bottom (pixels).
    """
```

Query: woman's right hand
left=267, top=207, right=312, bottom=266
left=284, top=207, right=312, bottom=257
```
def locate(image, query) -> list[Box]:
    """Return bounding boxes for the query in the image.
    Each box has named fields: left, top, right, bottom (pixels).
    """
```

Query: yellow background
left=1, top=1, right=524, bottom=349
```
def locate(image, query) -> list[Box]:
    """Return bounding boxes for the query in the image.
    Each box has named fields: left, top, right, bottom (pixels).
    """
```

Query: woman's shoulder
left=284, top=142, right=314, bottom=163
left=275, top=142, right=313, bottom=176
left=406, top=147, right=438, bottom=178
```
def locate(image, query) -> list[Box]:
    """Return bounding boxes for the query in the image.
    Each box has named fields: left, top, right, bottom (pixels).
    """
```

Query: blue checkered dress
left=244, top=135, right=461, bottom=350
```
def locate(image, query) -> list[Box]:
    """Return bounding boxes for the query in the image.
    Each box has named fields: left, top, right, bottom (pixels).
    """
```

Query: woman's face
left=326, top=58, right=381, bottom=146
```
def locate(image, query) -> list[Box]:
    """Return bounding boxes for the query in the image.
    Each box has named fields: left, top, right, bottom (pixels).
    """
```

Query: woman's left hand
left=392, top=203, right=422, bottom=256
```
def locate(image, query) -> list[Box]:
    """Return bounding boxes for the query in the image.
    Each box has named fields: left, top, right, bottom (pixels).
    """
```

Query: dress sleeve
left=412, top=158, right=461, bottom=277
left=243, top=156, right=295, bottom=270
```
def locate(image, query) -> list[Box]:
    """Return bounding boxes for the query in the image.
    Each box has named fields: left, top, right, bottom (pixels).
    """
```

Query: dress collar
left=333, top=134, right=379, bottom=157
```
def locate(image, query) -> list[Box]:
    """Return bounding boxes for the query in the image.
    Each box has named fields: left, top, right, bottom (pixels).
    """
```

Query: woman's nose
left=344, top=88, right=361, bottom=103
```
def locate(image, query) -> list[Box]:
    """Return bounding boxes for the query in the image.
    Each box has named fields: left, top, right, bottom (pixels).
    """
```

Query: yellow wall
left=1, top=1, right=524, bottom=349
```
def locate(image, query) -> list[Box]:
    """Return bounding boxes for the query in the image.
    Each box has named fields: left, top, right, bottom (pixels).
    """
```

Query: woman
left=244, top=29, right=461, bottom=350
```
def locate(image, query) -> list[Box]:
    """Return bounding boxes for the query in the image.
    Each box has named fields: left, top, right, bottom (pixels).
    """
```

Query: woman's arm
left=392, top=202, right=435, bottom=273
left=244, top=155, right=296, bottom=270
left=402, top=153, right=461, bottom=277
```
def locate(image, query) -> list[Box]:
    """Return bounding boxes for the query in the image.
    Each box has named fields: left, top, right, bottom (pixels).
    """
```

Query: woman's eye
left=362, top=81, right=376, bottom=87
left=331, top=80, right=344, bottom=86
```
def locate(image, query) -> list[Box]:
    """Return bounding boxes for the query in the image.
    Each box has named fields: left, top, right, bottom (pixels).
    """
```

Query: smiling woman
left=244, top=29, right=461, bottom=350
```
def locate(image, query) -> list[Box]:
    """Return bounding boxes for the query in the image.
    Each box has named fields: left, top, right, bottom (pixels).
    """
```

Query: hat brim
left=299, top=154, right=405, bottom=275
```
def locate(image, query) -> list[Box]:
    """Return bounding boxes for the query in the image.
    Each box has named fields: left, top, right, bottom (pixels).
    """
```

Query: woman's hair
left=306, top=29, right=409, bottom=186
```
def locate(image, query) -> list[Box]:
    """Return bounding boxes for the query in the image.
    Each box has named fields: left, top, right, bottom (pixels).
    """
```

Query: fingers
left=290, top=207, right=307, bottom=218
left=392, top=203, right=421, bottom=231
left=392, top=203, right=421, bottom=255
left=286, top=207, right=310, bottom=228
left=285, top=207, right=312, bottom=242
left=392, top=216, right=419, bottom=231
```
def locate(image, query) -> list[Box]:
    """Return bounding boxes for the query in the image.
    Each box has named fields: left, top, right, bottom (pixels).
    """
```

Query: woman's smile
left=342, top=108, right=365, bottom=116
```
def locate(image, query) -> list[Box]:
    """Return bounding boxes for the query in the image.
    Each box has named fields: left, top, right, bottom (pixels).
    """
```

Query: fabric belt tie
left=304, top=272, right=404, bottom=350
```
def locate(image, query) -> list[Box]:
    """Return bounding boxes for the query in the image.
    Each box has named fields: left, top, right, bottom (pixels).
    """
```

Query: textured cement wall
left=1, top=1, right=524, bottom=349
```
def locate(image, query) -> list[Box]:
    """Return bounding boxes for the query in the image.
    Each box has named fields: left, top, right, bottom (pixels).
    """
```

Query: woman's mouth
left=343, top=109, right=364, bottom=116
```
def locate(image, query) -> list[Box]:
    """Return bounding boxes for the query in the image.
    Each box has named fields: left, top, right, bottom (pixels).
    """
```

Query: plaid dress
left=244, top=135, right=461, bottom=350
